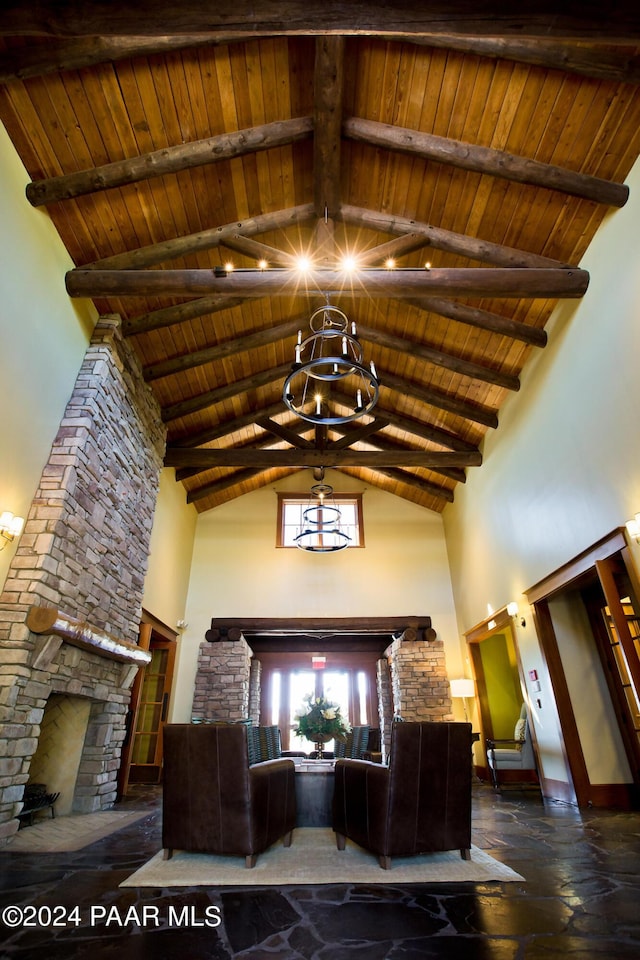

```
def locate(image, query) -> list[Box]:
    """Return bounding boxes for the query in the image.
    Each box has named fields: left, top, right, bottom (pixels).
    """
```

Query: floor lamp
left=450, top=678, right=475, bottom=722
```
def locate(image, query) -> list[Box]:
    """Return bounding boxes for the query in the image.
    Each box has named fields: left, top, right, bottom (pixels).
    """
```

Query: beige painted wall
left=444, top=157, right=640, bottom=785
left=172, top=469, right=460, bottom=721
left=0, top=122, right=96, bottom=588
left=142, top=468, right=198, bottom=631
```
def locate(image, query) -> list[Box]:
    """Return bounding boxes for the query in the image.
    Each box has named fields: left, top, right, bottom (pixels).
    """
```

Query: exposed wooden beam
left=329, top=418, right=391, bottom=450
left=26, top=117, right=314, bottom=206
left=0, top=34, right=275, bottom=83
left=87, top=205, right=315, bottom=271
left=222, top=236, right=299, bottom=268
left=357, top=404, right=480, bottom=453
left=255, top=417, right=315, bottom=449
left=124, top=297, right=250, bottom=336
left=333, top=424, right=469, bottom=483
left=162, top=364, right=291, bottom=423
left=358, top=322, right=520, bottom=391
left=143, top=318, right=302, bottom=381
left=313, top=36, right=344, bottom=217
left=2, top=32, right=638, bottom=86
left=380, top=370, right=498, bottom=428
left=344, top=117, right=629, bottom=208
left=339, top=204, right=568, bottom=269
left=370, top=467, right=455, bottom=504
left=171, top=401, right=287, bottom=450
left=354, top=233, right=433, bottom=267
left=164, top=448, right=483, bottom=469
left=3, top=3, right=639, bottom=41
left=400, top=34, right=640, bottom=85
left=403, top=296, right=547, bottom=348
left=66, top=266, right=590, bottom=299
left=186, top=468, right=266, bottom=504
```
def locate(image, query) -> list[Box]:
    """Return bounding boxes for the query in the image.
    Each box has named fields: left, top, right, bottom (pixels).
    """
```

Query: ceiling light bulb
left=424, top=261, right=431, bottom=270
left=295, top=255, right=312, bottom=274
left=224, top=261, right=234, bottom=272
left=385, top=258, right=396, bottom=269
left=258, top=259, right=268, bottom=270
left=341, top=255, right=358, bottom=273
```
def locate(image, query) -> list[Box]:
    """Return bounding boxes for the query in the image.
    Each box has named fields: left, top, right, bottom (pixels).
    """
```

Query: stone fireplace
left=0, top=317, right=165, bottom=843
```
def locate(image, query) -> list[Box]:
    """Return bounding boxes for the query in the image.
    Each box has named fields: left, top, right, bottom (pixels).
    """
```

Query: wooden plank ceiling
left=2, top=5, right=640, bottom=513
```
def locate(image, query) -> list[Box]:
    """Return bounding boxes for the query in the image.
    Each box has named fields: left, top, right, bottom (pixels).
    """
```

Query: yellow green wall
left=444, top=157, right=640, bottom=785
left=0, top=121, right=96, bottom=589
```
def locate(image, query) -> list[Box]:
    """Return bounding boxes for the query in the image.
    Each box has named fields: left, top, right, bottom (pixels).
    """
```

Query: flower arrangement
left=293, top=694, right=351, bottom=744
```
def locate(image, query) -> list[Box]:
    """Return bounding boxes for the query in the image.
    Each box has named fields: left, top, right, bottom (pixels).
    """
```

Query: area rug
left=121, top=828, right=523, bottom=887
left=8, top=810, right=148, bottom=852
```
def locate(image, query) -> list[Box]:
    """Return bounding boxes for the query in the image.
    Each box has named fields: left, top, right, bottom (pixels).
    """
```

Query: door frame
left=525, top=528, right=640, bottom=808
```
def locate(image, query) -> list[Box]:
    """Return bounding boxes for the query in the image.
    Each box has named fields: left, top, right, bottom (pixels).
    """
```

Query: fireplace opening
left=26, top=693, right=91, bottom=818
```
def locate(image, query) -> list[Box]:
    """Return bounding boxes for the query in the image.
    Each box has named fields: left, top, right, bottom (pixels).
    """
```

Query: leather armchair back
left=333, top=721, right=472, bottom=864
left=162, top=723, right=296, bottom=862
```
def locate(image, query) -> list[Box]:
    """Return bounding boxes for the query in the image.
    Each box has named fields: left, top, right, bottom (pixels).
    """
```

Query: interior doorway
left=525, top=529, right=640, bottom=808
left=465, top=608, right=537, bottom=786
left=118, top=613, right=177, bottom=796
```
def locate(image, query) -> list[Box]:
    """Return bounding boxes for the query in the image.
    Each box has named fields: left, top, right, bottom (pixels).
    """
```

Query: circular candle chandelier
left=294, top=480, right=351, bottom=553
left=283, top=303, right=379, bottom=425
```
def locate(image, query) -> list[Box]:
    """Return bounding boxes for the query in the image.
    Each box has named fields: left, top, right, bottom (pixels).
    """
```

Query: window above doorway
left=276, top=493, right=364, bottom=548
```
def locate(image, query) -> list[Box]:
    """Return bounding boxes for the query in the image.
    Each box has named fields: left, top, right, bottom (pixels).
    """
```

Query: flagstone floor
left=1, top=782, right=640, bottom=958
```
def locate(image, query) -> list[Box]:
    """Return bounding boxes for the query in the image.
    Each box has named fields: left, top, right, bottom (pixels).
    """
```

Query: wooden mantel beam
left=313, top=36, right=344, bottom=217
left=66, top=266, right=590, bottom=300
left=164, top=448, right=483, bottom=469
left=3, top=3, right=639, bottom=41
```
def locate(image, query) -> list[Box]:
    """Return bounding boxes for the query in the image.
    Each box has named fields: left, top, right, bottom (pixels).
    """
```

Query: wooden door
left=128, top=637, right=176, bottom=785
left=593, top=556, right=640, bottom=786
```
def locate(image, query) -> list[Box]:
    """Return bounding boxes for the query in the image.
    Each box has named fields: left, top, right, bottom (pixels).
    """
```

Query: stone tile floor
left=1, top=782, right=639, bottom=958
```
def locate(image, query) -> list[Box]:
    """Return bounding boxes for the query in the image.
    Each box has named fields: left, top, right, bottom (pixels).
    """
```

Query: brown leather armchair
left=333, top=721, right=472, bottom=869
left=162, top=723, right=296, bottom=867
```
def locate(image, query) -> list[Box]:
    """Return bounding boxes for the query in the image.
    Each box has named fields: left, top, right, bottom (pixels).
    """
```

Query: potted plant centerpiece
left=293, top=694, right=350, bottom=758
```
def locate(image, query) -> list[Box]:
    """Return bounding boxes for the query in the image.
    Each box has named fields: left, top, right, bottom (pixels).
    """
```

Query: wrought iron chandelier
left=283, top=303, right=379, bottom=425
left=294, top=480, right=351, bottom=553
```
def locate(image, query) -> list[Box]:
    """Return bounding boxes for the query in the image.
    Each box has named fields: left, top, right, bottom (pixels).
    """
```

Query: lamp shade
left=450, top=678, right=475, bottom=699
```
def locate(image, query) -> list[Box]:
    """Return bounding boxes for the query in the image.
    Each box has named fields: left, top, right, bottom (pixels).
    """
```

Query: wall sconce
left=0, top=511, right=24, bottom=550
left=450, top=678, right=475, bottom=721
left=626, top=513, right=640, bottom=543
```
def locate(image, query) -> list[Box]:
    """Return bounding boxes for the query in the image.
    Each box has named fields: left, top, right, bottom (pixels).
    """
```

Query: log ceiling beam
left=124, top=297, right=250, bottom=337
left=88, top=205, right=315, bottom=272
left=186, top=468, right=268, bottom=504
left=255, top=417, right=315, bottom=449
left=66, top=266, right=590, bottom=300
left=366, top=467, right=455, bottom=504
left=402, top=296, right=547, bottom=348
left=357, top=322, right=520, bottom=391
left=333, top=425, right=469, bottom=483
left=313, top=36, right=344, bottom=218
left=401, top=34, right=640, bottom=85
left=143, top=318, right=303, bottom=382
left=162, top=363, right=291, bottom=423
left=26, top=117, right=314, bottom=207
left=380, top=370, right=498, bottom=428
left=1, top=33, right=638, bottom=86
left=3, top=3, right=639, bottom=41
left=171, top=400, right=288, bottom=450
left=343, top=117, right=629, bottom=208
left=339, top=204, right=565, bottom=269
left=164, top=448, right=482, bottom=469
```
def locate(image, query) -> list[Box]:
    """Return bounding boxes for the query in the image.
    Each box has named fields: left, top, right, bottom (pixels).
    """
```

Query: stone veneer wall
left=376, top=657, right=394, bottom=761
left=0, top=317, right=165, bottom=841
left=386, top=636, right=454, bottom=723
left=192, top=639, right=253, bottom=721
